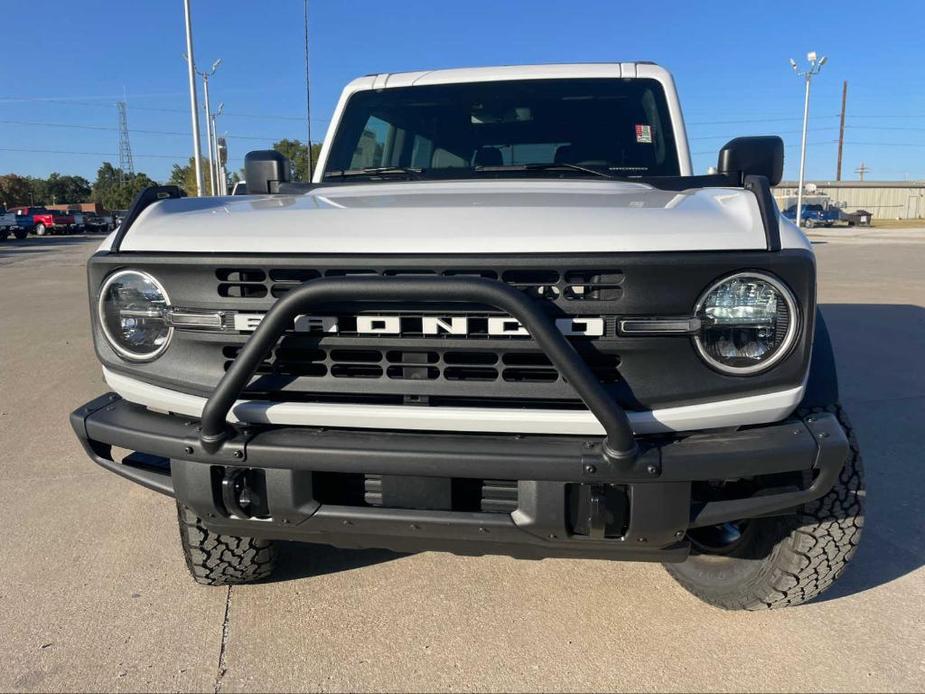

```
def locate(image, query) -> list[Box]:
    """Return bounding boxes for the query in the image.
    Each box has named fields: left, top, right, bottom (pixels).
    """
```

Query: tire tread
left=667, top=403, right=864, bottom=610
left=176, top=503, right=277, bottom=586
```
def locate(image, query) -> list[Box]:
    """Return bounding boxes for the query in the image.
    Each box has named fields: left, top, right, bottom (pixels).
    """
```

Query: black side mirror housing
left=244, top=150, right=291, bottom=194
left=717, top=136, right=784, bottom=186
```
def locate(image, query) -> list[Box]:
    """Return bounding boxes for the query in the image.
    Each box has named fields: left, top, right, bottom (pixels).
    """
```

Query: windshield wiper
left=325, top=166, right=423, bottom=179
left=473, top=163, right=616, bottom=180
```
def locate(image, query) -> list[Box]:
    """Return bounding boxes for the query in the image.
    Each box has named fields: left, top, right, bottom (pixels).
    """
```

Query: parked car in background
left=69, top=210, right=86, bottom=232
left=0, top=207, right=21, bottom=240
left=0, top=207, right=30, bottom=239
left=7, top=206, right=76, bottom=235
left=782, top=203, right=840, bottom=228
left=82, top=211, right=108, bottom=232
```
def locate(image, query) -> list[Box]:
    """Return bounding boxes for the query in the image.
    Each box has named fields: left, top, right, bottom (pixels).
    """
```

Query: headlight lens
left=98, top=270, right=172, bottom=361
left=694, top=272, right=798, bottom=375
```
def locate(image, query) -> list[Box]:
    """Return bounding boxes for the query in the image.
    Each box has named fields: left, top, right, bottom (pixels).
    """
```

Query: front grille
left=222, top=341, right=621, bottom=385
left=209, top=262, right=626, bottom=405
left=216, top=266, right=624, bottom=305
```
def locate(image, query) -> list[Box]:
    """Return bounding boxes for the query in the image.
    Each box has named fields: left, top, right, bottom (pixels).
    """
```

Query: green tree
left=272, top=139, right=323, bottom=181
left=91, top=162, right=156, bottom=210
left=0, top=174, right=35, bottom=207
left=168, top=157, right=219, bottom=196
left=44, top=173, right=92, bottom=204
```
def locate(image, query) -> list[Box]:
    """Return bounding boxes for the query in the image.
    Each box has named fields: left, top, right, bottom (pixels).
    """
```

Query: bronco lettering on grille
left=232, top=313, right=605, bottom=337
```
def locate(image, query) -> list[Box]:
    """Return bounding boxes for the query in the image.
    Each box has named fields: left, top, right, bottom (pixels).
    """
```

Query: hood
left=118, top=179, right=778, bottom=254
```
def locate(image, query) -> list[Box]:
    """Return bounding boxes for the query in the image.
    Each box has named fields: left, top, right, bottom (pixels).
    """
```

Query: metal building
left=773, top=181, right=925, bottom=219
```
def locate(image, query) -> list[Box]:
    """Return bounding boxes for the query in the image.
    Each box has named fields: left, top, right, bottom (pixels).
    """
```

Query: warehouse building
left=773, top=181, right=925, bottom=220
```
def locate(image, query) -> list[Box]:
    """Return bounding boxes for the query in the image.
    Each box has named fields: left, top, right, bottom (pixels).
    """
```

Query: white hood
left=118, top=179, right=788, bottom=254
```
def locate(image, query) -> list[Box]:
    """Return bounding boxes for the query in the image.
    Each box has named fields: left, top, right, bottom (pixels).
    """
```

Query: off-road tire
left=666, top=404, right=864, bottom=610
left=176, top=503, right=277, bottom=585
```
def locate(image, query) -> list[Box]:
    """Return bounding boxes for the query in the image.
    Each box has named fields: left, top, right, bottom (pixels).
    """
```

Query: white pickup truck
left=71, top=63, right=863, bottom=610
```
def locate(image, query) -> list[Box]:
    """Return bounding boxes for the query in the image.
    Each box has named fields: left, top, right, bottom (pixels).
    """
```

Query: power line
left=0, top=97, right=330, bottom=123
left=691, top=141, right=835, bottom=156
left=0, top=118, right=282, bottom=142
left=0, top=146, right=246, bottom=162
left=689, top=127, right=838, bottom=141
left=0, top=146, right=183, bottom=159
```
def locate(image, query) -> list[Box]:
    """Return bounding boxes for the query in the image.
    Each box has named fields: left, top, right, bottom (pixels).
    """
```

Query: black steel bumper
left=71, top=393, right=850, bottom=562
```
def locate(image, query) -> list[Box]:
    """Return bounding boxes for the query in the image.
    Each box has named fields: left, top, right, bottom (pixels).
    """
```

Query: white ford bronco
left=71, top=63, right=863, bottom=609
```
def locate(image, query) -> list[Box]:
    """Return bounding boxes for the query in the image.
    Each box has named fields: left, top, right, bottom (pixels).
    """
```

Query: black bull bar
left=198, top=275, right=640, bottom=466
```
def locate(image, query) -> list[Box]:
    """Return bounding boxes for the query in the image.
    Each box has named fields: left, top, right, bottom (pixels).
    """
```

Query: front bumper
left=71, top=393, right=849, bottom=562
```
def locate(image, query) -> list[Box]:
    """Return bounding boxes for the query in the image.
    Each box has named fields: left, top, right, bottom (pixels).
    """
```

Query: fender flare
left=800, top=308, right=840, bottom=408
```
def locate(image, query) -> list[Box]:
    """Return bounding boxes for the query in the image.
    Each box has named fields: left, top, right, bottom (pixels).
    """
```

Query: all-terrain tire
left=666, top=404, right=864, bottom=610
left=176, top=503, right=277, bottom=585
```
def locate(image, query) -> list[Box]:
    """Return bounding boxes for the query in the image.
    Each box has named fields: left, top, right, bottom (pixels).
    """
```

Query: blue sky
left=2, top=0, right=923, bottom=183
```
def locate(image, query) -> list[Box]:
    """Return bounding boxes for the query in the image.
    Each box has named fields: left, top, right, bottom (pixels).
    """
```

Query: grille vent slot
left=215, top=266, right=623, bottom=303
left=221, top=343, right=621, bottom=384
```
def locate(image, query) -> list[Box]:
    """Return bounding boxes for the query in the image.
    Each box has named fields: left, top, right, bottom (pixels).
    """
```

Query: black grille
left=222, top=342, right=621, bottom=384
left=216, top=266, right=624, bottom=305
left=363, top=475, right=518, bottom=513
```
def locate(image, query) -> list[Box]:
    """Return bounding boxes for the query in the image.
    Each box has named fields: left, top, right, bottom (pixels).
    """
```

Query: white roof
left=354, top=62, right=662, bottom=89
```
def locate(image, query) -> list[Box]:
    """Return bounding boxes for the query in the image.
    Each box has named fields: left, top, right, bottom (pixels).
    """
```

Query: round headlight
left=693, top=272, right=798, bottom=375
left=98, top=270, right=172, bottom=361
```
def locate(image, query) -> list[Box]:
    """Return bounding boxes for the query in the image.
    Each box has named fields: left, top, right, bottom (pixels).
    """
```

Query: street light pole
left=197, top=59, right=221, bottom=195
left=182, top=0, right=204, bottom=197
left=797, top=73, right=811, bottom=224
left=790, top=51, right=827, bottom=227
left=202, top=77, right=215, bottom=194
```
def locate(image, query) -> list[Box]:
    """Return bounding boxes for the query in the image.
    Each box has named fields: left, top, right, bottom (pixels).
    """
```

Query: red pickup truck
left=7, top=207, right=76, bottom=235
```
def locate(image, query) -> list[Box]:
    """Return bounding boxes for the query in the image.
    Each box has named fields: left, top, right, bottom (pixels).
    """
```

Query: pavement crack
left=213, top=585, right=232, bottom=694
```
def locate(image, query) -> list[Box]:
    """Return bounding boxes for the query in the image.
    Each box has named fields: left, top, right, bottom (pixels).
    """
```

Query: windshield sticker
left=635, top=124, right=653, bottom=144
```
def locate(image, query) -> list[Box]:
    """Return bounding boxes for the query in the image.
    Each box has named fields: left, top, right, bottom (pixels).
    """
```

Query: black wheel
left=13, top=228, right=27, bottom=240
left=176, top=503, right=277, bottom=585
left=666, top=404, right=864, bottom=610
left=34, top=223, right=47, bottom=236
left=0, top=228, right=8, bottom=241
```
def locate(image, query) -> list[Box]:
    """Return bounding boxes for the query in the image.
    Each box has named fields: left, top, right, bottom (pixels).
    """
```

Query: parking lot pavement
left=1, top=234, right=923, bottom=692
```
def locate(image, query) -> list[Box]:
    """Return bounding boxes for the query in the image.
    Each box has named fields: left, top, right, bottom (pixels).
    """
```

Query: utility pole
left=197, top=59, right=221, bottom=195
left=116, top=101, right=135, bottom=181
left=855, top=162, right=869, bottom=181
left=789, top=51, right=827, bottom=227
left=182, top=0, right=204, bottom=197
left=304, top=0, right=313, bottom=180
left=210, top=103, right=224, bottom=194
left=836, top=81, right=847, bottom=181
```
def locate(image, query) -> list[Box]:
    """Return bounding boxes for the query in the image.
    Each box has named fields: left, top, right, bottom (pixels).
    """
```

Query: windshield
left=323, top=78, right=680, bottom=180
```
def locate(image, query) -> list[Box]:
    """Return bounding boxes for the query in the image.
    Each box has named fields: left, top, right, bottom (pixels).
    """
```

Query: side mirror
left=717, top=136, right=784, bottom=186
left=244, top=150, right=291, bottom=194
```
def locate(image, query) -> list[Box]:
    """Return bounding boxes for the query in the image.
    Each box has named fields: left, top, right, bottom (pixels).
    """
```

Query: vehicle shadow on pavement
left=811, top=303, right=925, bottom=603
left=273, top=542, right=403, bottom=581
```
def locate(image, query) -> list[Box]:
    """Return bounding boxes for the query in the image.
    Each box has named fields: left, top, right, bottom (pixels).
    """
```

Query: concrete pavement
left=0, top=234, right=922, bottom=692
